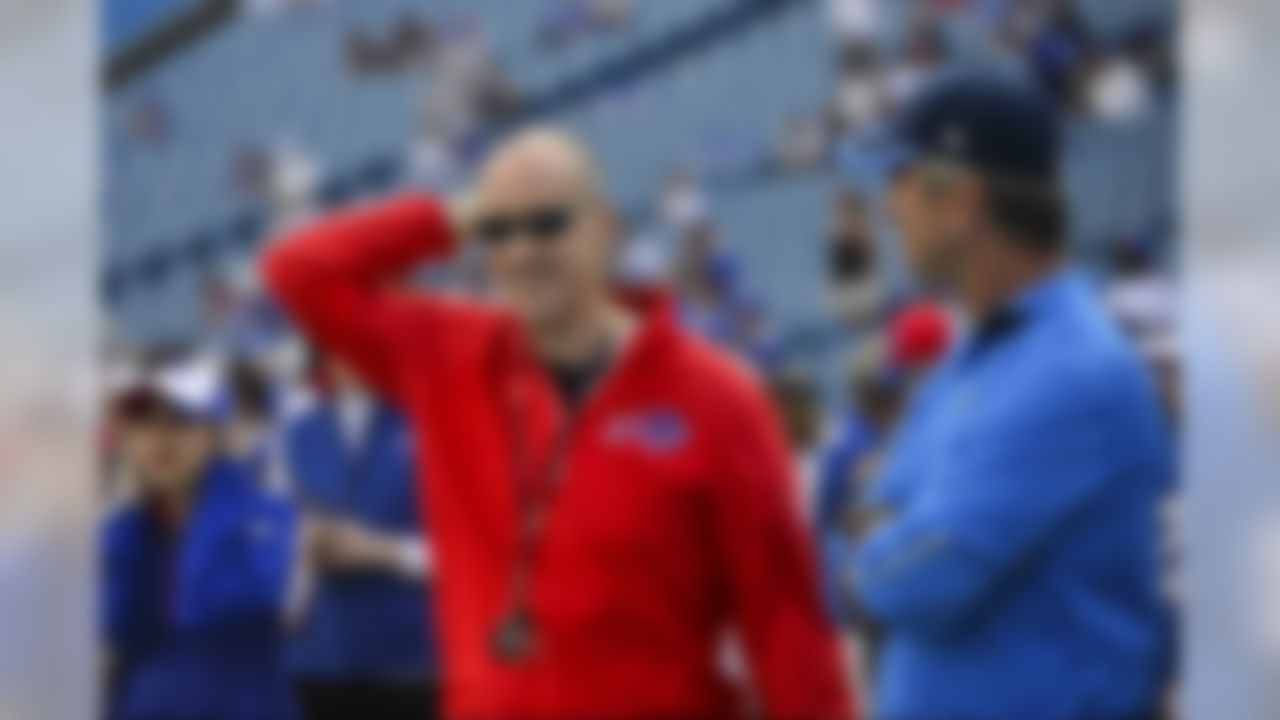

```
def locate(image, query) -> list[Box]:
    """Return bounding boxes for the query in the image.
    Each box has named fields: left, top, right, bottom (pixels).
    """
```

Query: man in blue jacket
left=846, top=73, right=1173, bottom=719
left=102, top=357, right=300, bottom=720
left=283, top=356, right=438, bottom=720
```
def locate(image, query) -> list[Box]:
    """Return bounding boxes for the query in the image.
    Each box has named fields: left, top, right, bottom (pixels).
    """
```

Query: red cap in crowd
left=889, top=299, right=951, bottom=371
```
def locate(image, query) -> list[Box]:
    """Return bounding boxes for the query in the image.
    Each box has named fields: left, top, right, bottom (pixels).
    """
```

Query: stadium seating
left=105, top=0, right=1174, bottom=345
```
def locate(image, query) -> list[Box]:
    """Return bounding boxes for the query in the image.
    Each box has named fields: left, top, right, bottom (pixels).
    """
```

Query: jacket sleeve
left=814, top=437, right=854, bottom=535
left=708, top=371, right=855, bottom=720
left=852, top=374, right=1139, bottom=633
left=100, top=511, right=140, bottom=650
left=262, top=192, right=472, bottom=403
left=213, top=495, right=300, bottom=622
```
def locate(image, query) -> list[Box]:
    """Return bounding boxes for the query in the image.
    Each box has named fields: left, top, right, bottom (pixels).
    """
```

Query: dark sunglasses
left=474, top=205, right=575, bottom=247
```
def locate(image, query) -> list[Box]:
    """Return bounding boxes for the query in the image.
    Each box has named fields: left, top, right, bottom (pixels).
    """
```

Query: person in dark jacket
left=102, top=357, right=300, bottom=720
left=284, top=355, right=439, bottom=720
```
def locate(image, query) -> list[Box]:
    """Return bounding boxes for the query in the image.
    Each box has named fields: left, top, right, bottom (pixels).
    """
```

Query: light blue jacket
left=854, top=271, right=1173, bottom=719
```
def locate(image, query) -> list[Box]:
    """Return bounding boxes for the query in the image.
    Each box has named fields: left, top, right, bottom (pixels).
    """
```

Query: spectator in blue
left=102, top=356, right=300, bottom=720
left=815, top=341, right=906, bottom=542
left=816, top=341, right=907, bottom=626
left=284, top=353, right=438, bottom=720
left=721, top=293, right=788, bottom=371
left=675, top=223, right=747, bottom=343
left=845, top=72, right=1173, bottom=719
left=816, top=298, right=952, bottom=546
left=223, top=358, right=280, bottom=482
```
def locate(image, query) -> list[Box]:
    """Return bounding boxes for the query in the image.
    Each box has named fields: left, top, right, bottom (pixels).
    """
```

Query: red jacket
left=264, top=194, right=854, bottom=720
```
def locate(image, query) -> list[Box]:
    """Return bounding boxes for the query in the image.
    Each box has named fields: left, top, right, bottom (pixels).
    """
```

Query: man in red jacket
left=264, top=128, right=853, bottom=720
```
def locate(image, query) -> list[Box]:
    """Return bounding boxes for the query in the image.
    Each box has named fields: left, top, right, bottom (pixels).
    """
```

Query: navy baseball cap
left=886, top=71, right=1061, bottom=186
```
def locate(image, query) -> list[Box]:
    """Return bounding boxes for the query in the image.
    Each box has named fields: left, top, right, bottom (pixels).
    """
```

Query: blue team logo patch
left=604, top=408, right=690, bottom=454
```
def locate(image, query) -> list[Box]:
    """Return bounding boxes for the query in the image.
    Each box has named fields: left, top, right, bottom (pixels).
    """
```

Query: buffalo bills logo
left=604, top=408, right=689, bottom=454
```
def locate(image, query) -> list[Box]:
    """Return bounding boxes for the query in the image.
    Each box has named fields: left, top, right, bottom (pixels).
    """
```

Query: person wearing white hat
left=102, top=356, right=302, bottom=720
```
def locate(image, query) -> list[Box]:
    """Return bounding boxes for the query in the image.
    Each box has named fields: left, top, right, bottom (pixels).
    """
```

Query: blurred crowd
left=101, top=0, right=1178, bottom=718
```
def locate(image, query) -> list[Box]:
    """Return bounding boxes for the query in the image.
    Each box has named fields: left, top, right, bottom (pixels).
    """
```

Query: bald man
left=264, top=129, right=853, bottom=720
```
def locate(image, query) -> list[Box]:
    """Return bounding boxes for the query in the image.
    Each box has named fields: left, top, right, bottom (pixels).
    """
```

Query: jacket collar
left=613, top=285, right=680, bottom=371
left=1002, top=267, right=1079, bottom=321
left=952, top=268, right=1081, bottom=364
left=137, top=456, right=244, bottom=529
left=502, top=285, right=681, bottom=376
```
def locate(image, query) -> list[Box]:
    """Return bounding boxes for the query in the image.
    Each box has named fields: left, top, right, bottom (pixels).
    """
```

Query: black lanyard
left=490, top=367, right=580, bottom=663
left=488, top=330, right=622, bottom=662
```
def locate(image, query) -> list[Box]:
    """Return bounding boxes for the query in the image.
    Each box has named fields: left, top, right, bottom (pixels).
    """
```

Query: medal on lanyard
left=489, top=335, right=602, bottom=663
left=490, top=370, right=560, bottom=664
left=490, top=605, right=536, bottom=661
left=490, top=513, right=542, bottom=663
